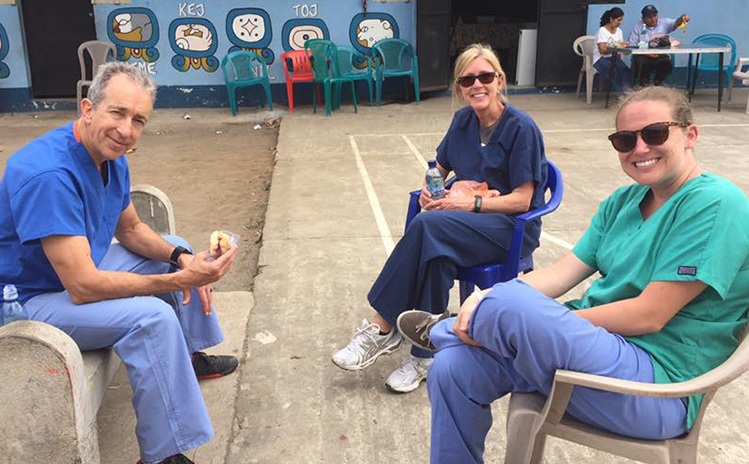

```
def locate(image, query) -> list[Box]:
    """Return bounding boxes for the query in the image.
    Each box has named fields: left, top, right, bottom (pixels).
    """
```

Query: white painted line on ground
left=353, top=134, right=575, bottom=255
left=541, top=231, right=574, bottom=250
left=351, top=123, right=749, bottom=139
left=348, top=135, right=395, bottom=255
left=401, top=134, right=428, bottom=168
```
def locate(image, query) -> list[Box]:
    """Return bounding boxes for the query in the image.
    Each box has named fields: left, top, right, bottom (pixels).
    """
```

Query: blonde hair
left=616, top=86, right=694, bottom=127
left=453, top=43, right=507, bottom=104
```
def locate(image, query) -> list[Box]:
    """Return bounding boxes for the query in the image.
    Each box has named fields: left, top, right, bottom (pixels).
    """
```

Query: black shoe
left=137, top=453, right=195, bottom=464
left=191, top=351, right=239, bottom=380
left=396, top=310, right=451, bottom=352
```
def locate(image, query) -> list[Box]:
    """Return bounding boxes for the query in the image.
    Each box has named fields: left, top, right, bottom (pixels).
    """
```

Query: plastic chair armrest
left=503, top=178, right=563, bottom=277
left=552, top=350, right=749, bottom=399
left=538, top=360, right=747, bottom=428
left=735, top=57, right=749, bottom=73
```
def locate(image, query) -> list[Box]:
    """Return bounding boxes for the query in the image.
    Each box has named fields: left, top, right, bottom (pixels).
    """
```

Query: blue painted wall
left=0, top=0, right=415, bottom=111
left=588, top=1, right=748, bottom=81
left=0, top=6, right=29, bottom=85
left=5, top=0, right=744, bottom=111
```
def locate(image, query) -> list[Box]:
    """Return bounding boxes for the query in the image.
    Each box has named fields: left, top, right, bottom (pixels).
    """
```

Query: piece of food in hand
left=210, top=230, right=233, bottom=256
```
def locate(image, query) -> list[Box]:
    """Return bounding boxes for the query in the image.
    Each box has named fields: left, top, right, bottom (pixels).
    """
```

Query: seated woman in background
left=593, top=7, right=632, bottom=92
left=397, top=85, right=749, bottom=463
left=331, top=43, right=548, bottom=394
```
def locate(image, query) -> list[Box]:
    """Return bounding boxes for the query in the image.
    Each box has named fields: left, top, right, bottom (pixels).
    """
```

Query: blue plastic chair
left=372, top=38, right=420, bottom=106
left=691, top=33, right=737, bottom=88
left=404, top=161, right=564, bottom=304
left=304, top=39, right=358, bottom=116
left=221, top=51, right=272, bottom=116
left=337, top=46, right=375, bottom=106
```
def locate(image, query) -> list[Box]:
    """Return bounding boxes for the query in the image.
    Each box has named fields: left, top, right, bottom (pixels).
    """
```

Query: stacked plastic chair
left=304, top=39, right=358, bottom=116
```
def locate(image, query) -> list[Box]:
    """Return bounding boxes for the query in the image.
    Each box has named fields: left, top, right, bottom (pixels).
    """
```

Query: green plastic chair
left=337, top=46, right=374, bottom=106
left=691, top=33, right=737, bottom=88
left=304, top=39, right=358, bottom=116
left=372, top=38, right=420, bottom=106
left=221, top=51, right=273, bottom=116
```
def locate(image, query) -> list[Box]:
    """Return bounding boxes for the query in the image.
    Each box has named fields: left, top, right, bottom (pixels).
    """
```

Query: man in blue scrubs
left=0, top=62, right=238, bottom=464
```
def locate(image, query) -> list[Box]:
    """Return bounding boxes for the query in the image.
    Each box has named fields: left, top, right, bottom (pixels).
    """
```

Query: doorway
left=20, top=0, right=97, bottom=98
left=449, top=0, right=538, bottom=85
left=443, top=0, right=590, bottom=87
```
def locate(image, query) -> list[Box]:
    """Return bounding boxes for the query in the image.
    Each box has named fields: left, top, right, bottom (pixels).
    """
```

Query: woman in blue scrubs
left=332, top=44, right=548, bottom=394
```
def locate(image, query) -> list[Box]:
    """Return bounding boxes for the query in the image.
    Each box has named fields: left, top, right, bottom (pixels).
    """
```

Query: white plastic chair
left=573, top=35, right=597, bottom=104
left=76, top=40, right=116, bottom=114
left=504, top=326, right=749, bottom=464
left=727, top=57, right=749, bottom=114
left=130, top=184, right=176, bottom=235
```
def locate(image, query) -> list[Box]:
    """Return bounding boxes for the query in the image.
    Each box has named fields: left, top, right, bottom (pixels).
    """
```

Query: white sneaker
left=332, top=319, right=403, bottom=371
left=385, top=355, right=433, bottom=393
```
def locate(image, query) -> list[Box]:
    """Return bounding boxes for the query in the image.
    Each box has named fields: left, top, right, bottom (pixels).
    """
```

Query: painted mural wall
left=2, top=0, right=747, bottom=110
left=0, top=0, right=414, bottom=109
left=95, top=1, right=412, bottom=82
left=0, top=5, right=27, bottom=89
left=98, top=0, right=414, bottom=103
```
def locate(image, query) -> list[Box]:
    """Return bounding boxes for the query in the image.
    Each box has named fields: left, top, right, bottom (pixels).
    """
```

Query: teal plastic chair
left=404, top=161, right=563, bottom=304
left=304, top=39, right=358, bottom=116
left=691, top=33, right=737, bottom=88
left=372, top=38, right=420, bottom=106
left=221, top=51, right=273, bottom=116
left=337, top=46, right=374, bottom=106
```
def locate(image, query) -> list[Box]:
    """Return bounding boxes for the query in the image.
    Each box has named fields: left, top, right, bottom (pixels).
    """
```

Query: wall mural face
left=281, top=18, right=329, bottom=51
left=348, top=13, right=399, bottom=70
left=350, top=12, right=398, bottom=53
left=107, top=7, right=161, bottom=63
left=168, top=18, right=219, bottom=72
left=226, top=8, right=274, bottom=64
left=0, top=23, right=9, bottom=79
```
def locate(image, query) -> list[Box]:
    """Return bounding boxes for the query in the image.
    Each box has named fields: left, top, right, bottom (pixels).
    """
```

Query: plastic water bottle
left=638, top=24, right=649, bottom=49
left=425, top=159, right=445, bottom=200
left=2, top=284, right=28, bottom=326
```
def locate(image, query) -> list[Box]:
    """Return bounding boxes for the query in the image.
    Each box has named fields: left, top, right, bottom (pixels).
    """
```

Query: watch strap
left=169, top=245, right=193, bottom=266
left=473, top=195, right=483, bottom=213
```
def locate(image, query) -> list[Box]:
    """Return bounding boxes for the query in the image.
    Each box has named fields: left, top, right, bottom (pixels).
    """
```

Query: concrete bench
left=0, top=184, right=175, bottom=464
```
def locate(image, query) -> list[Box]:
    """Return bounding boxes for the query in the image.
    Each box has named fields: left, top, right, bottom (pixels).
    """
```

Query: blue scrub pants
left=24, top=236, right=223, bottom=463
left=368, top=211, right=529, bottom=358
left=594, top=56, right=632, bottom=92
left=427, top=279, right=687, bottom=464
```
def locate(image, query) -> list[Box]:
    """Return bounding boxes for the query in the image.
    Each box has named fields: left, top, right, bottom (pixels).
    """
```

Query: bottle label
left=427, top=177, right=446, bottom=199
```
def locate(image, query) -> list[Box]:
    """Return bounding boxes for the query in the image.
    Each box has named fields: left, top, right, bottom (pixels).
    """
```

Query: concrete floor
left=99, top=88, right=749, bottom=463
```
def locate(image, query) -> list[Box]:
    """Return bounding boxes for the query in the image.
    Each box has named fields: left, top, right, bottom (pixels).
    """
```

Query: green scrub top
left=568, top=174, right=749, bottom=429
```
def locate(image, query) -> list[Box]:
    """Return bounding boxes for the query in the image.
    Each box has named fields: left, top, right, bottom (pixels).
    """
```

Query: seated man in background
left=629, top=4, right=690, bottom=86
left=0, top=62, right=238, bottom=464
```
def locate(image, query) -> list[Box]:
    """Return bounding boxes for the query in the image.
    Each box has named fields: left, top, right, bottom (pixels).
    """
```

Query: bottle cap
left=3, top=284, right=18, bottom=301
left=428, top=159, right=437, bottom=168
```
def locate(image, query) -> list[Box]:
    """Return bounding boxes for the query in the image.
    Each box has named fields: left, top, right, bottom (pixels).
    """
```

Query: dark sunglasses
left=607, top=121, right=690, bottom=152
left=456, top=71, right=498, bottom=88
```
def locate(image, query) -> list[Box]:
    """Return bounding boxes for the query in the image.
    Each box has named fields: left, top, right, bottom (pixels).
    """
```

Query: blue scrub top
left=0, top=123, right=131, bottom=303
left=436, top=104, right=547, bottom=210
left=435, top=105, right=548, bottom=254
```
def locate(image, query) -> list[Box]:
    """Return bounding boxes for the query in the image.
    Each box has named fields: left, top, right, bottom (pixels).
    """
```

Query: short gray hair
left=87, top=61, right=157, bottom=108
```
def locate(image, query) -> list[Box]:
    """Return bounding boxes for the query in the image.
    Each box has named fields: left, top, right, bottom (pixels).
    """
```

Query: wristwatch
left=473, top=195, right=483, bottom=213
left=169, top=245, right=193, bottom=267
